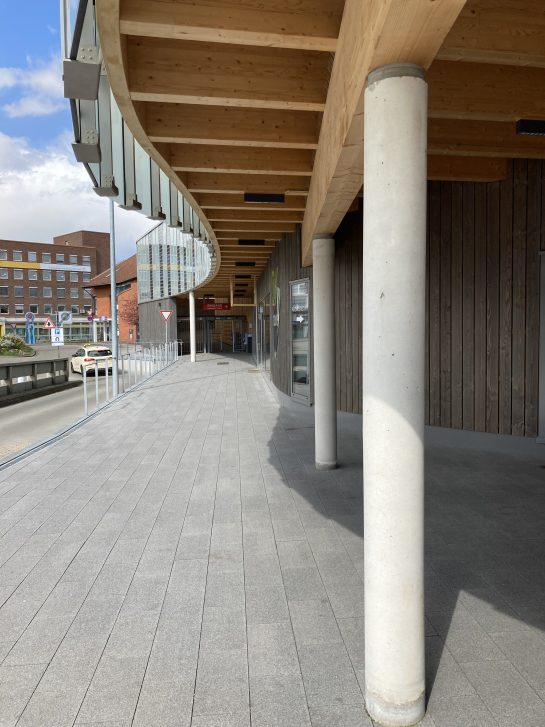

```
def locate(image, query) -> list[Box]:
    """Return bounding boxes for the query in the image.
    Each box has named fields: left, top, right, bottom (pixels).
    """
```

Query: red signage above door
left=203, top=302, right=231, bottom=311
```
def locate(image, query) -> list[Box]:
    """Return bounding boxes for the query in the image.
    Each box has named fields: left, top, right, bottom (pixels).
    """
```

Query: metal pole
left=94, top=361, right=99, bottom=408
left=109, top=198, right=119, bottom=398
left=121, top=355, right=125, bottom=392
left=105, top=359, right=109, bottom=401
left=83, top=363, right=88, bottom=416
left=139, top=348, right=143, bottom=382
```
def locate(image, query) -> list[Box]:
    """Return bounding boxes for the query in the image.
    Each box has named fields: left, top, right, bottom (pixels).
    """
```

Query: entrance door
left=290, top=279, right=310, bottom=403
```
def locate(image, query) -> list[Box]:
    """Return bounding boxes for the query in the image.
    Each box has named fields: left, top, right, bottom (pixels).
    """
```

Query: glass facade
left=137, top=223, right=213, bottom=304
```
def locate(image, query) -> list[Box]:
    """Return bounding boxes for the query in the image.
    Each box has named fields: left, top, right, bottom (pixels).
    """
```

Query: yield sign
left=43, top=317, right=55, bottom=329
left=160, top=309, right=173, bottom=322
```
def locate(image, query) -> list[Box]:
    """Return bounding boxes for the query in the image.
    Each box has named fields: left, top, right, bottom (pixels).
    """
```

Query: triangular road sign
left=160, top=309, right=173, bottom=322
left=43, top=317, right=55, bottom=329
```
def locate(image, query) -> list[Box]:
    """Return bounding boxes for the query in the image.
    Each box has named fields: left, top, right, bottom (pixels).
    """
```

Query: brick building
left=86, top=254, right=138, bottom=342
left=0, top=231, right=109, bottom=340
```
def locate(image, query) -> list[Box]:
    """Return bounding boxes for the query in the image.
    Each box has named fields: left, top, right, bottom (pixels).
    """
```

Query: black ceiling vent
left=238, top=239, right=266, bottom=246
left=244, top=193, right=285, bottom=204
left=516, top=119, right=545, bottom=136
left=235, top=261, right=256, bottom=267
left=235, top=274, right=251, bottom=279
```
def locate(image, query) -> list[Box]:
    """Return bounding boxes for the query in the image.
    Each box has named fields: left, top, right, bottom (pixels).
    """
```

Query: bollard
left=94, top=361, right=99, bottom=409
left=83, top=363, right=88, bottom=416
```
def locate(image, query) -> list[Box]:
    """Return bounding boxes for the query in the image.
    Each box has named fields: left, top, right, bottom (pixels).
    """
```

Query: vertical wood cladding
left=257, top=226, right=313, bottom=399
left=257, top=160, right=542, bottom=437
left=427, top=160, right=543, bottom=437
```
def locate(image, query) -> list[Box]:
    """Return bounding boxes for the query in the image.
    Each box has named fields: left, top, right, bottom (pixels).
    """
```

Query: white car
left=71, top=345, right=113, bottom=375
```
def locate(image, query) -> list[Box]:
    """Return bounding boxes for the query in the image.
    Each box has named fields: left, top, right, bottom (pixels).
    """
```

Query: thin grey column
left=189, top=290, right=196, bottom=363
left=362, top=64, right=427, bottom=726
left=109, top=198, right=119, bottom=397
left=312, top=235, right=337, bottom=469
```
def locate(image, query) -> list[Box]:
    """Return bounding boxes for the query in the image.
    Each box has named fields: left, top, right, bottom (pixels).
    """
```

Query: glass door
left=290, top=279, right=310, bottom=403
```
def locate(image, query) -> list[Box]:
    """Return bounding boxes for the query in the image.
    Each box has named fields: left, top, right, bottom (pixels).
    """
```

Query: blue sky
left=0, top=1, right=151, bottom=258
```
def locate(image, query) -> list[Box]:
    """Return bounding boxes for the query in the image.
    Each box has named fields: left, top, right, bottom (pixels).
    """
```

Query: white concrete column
left=312, top=235, right=337, bottom=469
left=189, top=290, right=196, bottom=363
left=362, top=64, right=427, bottom=726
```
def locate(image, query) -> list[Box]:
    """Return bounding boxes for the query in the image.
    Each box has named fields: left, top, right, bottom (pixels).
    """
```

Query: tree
left=119, top=295, right=139, bottom=326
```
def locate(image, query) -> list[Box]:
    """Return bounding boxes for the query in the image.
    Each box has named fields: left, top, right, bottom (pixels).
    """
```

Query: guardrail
left=81, top=341, right=180, bottom=415
left=0, top=358, right=69, bottom=400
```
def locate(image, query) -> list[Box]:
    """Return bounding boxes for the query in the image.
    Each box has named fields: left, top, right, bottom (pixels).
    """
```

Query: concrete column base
left=315, top=460, right=337, bottom=471
left=366, top=690, right=425, bottom=727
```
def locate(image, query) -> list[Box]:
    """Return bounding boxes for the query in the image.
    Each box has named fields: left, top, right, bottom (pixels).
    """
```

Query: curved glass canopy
left=61, top=0, right=217, bottom=292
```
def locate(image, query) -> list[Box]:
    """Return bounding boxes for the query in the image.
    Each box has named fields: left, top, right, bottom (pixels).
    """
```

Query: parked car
left=71, top=345, right=113, bottom=374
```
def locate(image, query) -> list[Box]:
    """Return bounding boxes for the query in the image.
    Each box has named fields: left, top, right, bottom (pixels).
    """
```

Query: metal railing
left=81, top=340, right=180, bottom=416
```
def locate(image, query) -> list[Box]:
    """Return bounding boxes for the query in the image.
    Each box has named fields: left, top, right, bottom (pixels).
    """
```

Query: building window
left=43, top=270, right=51, bottom=281
left=14, top=286, right=23, bottom=297
left=13, top=251, right=22, bottom=262
left=43, top=287, right=52, bottom=298
left=13, top=269, right=23, bottom=280
left=28, top=270, right=38, bottom=280
left=0, top=287, right=8, bottom=297
left=29, top=304, right=38, bottom=314
left=57, top=287, right=65, bottom=298
left=57, top=304, right=65, bottom=312
left=70, top=271, right=79, bottom=282
left=29, top=287, right=38, bottom=298
left=28, top=251, right=37, bottom=262
left=69, top=254, right=78, bottom=264
left=70, top=288, right=79, bottom=299
left=56, top=270, right=65, bottom=281
left=0, top=268, right=7, bottom=279
left=42, top=253, right=51, bottom=263
left=71, top=305, right=79, bottom=314
left=83, top=272, right=90, bottom=282
left=56, top=253, right=64, bottom=262
left=83, top=305, right=92, bottom=313
left=15, top=304, right=24, bottom=315
left=82, top=255, right=91, bottom=266
left=44, top=304, right=52, bottom=315
left=83, top=289, right=92, bottom=299
left=0, top=250, right=6, bottom=260
left=0, top=304, right=8, bottom=314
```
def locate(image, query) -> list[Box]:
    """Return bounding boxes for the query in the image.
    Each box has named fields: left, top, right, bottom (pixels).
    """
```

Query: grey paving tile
left=281, top=567, right=328, bottom=602
left=427, top=693, right=498, bottom=727
left=0, top=663, right=47, bottom=727
left=191, top=715, right=250, bottom=727
left=250, top=674, right=311, bottom=727
left=248, top=622, right=300, bottom=677
left=461, top=659, right=545, bottom=726
left=309, top=704, right=373, bottom=727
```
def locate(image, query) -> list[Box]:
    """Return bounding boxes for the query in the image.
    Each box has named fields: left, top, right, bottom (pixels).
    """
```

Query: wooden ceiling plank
left=127, top=38, right=330, bottom=111
left=439, top=0, right=545, bottom=67
left=427, top=155, right=507, bottom=181
left=301, top=0, right=467, bottom=265
left=120, top=0, right=343, bottom=52
left=213, top=223, right=297, bottom=232
left=169, top=144, right=314, bottom=176
left=428, top=60, right=545, bottom=122
left=145, top=103, right=321, bottom=149
left=185, top=172, right=310, bottom=194
left=429, top=118, right=545, bottom=159
left=206, top=209, right=302, bottom=222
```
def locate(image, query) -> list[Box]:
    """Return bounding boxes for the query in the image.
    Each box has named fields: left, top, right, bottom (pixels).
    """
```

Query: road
left=0, top=371, right=114, bottom=461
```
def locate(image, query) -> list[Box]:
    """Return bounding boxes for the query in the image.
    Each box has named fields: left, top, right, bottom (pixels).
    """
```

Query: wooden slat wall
left=427, top=159, right=543, bottom=437
left=257, top=160, right=542, bottom=436
left=257, top=226, right=312, bottom=398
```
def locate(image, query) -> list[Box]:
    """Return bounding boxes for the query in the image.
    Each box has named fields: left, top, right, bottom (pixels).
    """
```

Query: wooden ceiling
left=97, top=0, right=545, bottom=295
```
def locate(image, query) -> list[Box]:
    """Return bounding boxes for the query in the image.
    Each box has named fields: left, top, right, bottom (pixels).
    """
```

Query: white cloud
left=0, top=130, right=154, bottom=261
left=0, top=57, right=64, bottom=118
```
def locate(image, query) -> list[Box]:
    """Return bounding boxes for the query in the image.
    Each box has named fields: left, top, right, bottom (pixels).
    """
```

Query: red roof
left=87, top=254, right=137, bottom=288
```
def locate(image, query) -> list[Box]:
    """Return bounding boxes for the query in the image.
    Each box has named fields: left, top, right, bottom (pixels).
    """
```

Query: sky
left=0, top=0, right=153, bottom=261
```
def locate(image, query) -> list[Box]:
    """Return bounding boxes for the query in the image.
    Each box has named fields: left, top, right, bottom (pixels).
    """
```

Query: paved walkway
left=0, top=354, right=545, bottom=726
